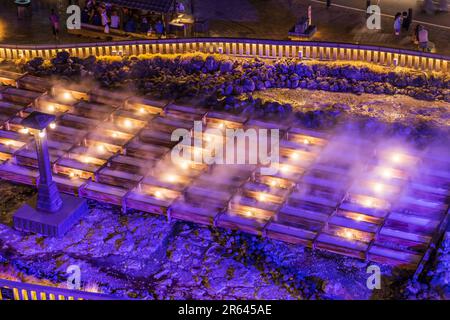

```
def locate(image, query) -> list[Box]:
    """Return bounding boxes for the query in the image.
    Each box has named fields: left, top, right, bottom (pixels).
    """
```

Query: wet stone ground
left=0, top=178, right=448, bottom=300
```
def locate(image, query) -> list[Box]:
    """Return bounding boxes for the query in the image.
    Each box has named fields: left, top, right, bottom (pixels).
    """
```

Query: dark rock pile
left=22, top=53, right=450, bottom=104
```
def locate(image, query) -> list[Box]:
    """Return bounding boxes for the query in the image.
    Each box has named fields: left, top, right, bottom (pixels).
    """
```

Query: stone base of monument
left=13, top=194, right=88, bottom=237
left=288, top=25, right=317, bottom=40
left=288, top=16, right=317, bottom=40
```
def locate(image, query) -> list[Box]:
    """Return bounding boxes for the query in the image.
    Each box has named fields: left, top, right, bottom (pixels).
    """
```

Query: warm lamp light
left=373, top=183, right=383, bottom=194
left=344, top=230, right=354, bottom=240
left=180, top=161, right=189, bottom=170
left=280, top=165, right=289, bottom=173
left=166, top=174, right=177, bottom=183
left=124, top=119, right=132, bottom=128
left=391, top=153, right=402, bottom=163
left=96, top=145, right=105, bottom=154
left=363, top=198, right=373, bottom=208
left=63, top=92, right=73, bottom=101
left=382, top=168, right=392, bottom=179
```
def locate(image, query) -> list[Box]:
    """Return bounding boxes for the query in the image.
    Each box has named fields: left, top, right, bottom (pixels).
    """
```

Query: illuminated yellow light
left=96, top=144, right=105, bottom=153
left=391, top=154, right=402, bottom=163
left=280, top=165, right=289, bottom=173
left=63, top=92, right=72, bottom=101
left=112, top=132, right=118, bottom=138
left=180, top=161, right=189, bottom=170
left=218, top=123, right=224, bottom=129
left=4, top=141, right=12, bottom=147
left=355, top=215, right=364, bottom=222
left=270, top=180, right=277, bottom=187
left=139, top=107, right=146, bottom=114
left=258, top=194, right=267, bottom=202
left=382, top=168, right=392, bottom=179
left=363, top=198, right=373, bottom=208
left=69, top=172, right=75, bottom=178
left=291, top=152, right=299, bottom=160
left=344, top=230, right=354, bottom=240
left=373, top=183, right=383, bottom=194
left=166, top=174, right=177, bottom=183
left=19, top=128, right=29, bottom=134
left=154, top=191, right=162, bottom=198
left=303, top=139, right=310, bottom=145
left=123, top=119, right=133, bottom=128
left=81, top=156, right=90, bottom=164
left=245, top=211, right=252, bottom=217
left=49, top=122, right=56, bottom=130
left=38, top=131, right=46, bottom=138
left=47, top=104, right=55, bottom=112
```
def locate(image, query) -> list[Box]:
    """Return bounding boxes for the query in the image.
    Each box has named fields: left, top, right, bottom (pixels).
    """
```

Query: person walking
left=100, top=7, right=110, bottom=34
left=49, top=9, right=60, bottom=41
left=418, top=25, right=429, bottom=51
left=393, top=12, right=402, bottom=36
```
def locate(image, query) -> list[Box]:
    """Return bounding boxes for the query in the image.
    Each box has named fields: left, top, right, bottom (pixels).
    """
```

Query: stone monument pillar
left=13, top=111, right=88, bottom=237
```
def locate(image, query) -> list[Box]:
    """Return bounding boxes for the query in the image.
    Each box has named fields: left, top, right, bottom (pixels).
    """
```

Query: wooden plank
left=315, top=233, right=368, bottom=259
left=368, top=245, right=422, bottom=269
left=265, top=222, right=316, bottom=247
left=216, top=213, right=267, bottom=236
left=169, top=201, right=219, bottom=226
left=16, top=75, right=52, bottom=93
left=96, top=167, right=142, bottom=189
left=0, top=162, right=39, bottom=186
left=124, top=191, right=171, bottom=215
left=80, top=181, right=127, bottom=205
left=124, top=97, right=167, bottom=115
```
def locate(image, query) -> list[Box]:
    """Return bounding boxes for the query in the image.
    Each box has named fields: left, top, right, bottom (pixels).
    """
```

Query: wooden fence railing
left=0, top=278, right=123, bottom=300
left=0, top=38, right=449, bottom=72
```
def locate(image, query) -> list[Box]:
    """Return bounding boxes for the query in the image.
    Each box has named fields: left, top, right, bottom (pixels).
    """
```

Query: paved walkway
left=0, top=0, right=449, bottom=55
left=195, top=0, right=450, bottom=55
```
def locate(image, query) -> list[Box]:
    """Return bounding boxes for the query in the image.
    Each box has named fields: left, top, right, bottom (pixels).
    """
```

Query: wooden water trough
left=0, top=77, right=447, bottom=272
left=0, top=70, right=23, bottom=87
left=16, top=75, right=52, bottom=93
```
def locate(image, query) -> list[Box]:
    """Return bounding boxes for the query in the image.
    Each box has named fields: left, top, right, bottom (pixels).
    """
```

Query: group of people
left=393, top=10, right=413, bottom=36
left=81, top=0, right=167, bottom=37
left=393, top=9, right=431, bottom=52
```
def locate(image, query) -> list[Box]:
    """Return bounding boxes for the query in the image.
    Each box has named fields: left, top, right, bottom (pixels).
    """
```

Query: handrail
left=0, top=278, right=124, bottom=300
left=1, top=38, right=449, bottom=60
left=0, top=37, right=448, bottom=72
